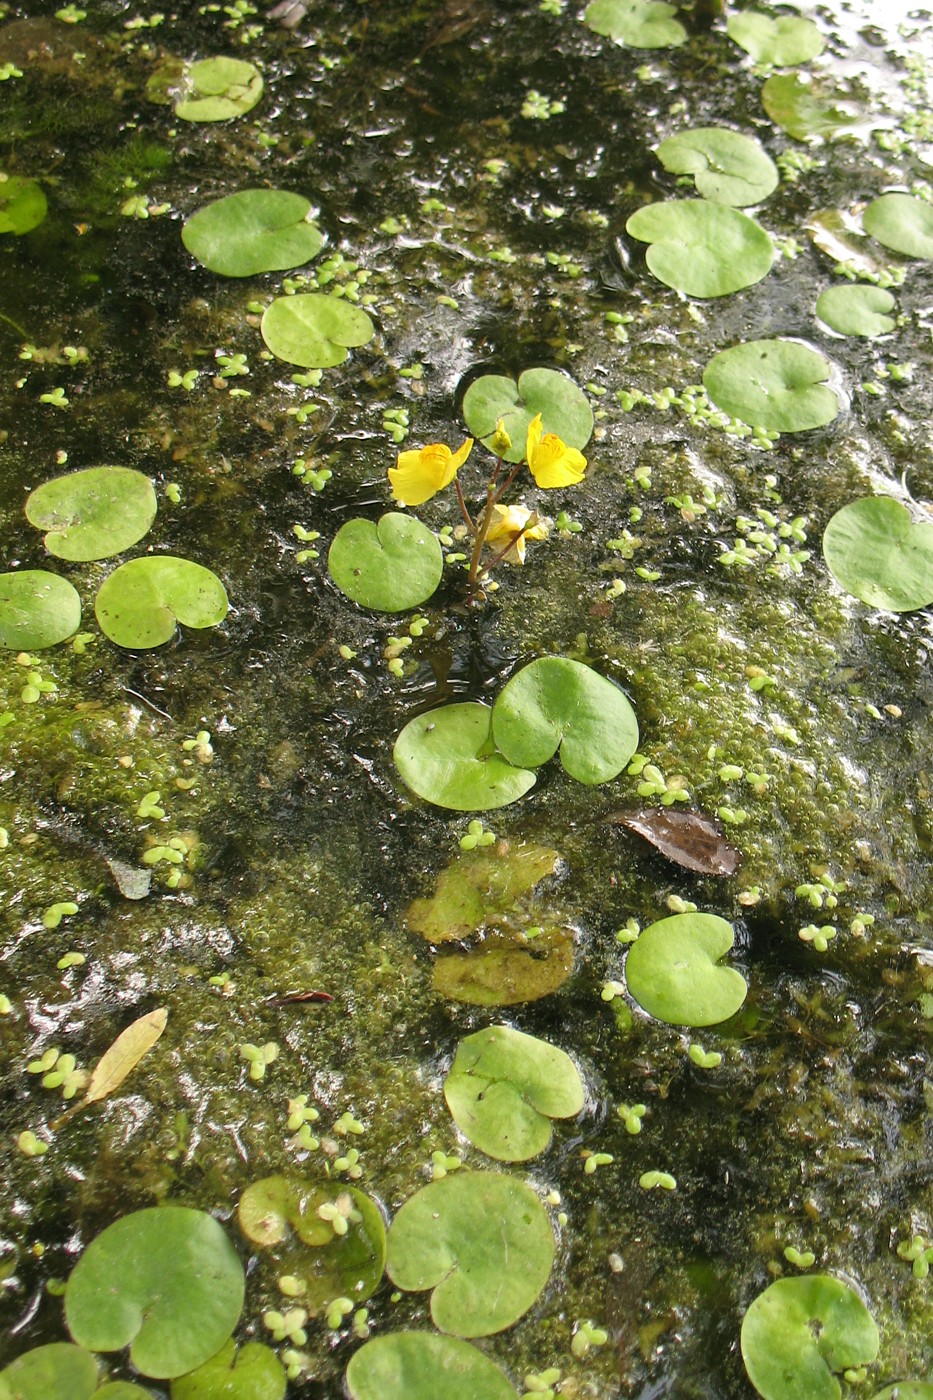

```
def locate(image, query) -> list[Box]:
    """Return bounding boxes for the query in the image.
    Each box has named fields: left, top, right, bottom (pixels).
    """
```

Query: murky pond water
left=1, top=0, right=932, bottom=1395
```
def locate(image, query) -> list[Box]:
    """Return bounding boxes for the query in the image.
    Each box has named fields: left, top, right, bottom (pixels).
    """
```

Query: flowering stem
left=465, top=458, right=525, bottom=602
left=454, top=478, right=475, bottom=532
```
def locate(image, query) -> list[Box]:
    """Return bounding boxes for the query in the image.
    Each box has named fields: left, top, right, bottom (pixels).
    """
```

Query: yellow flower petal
left=524, top=412, right=587, bottom=488
left=485, top=504, right=548, bottom=564
left=387, top=437, right=473, bottom=506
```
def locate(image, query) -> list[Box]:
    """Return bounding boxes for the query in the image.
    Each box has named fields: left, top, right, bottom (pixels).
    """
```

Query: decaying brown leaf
left=608, top=808, right=741, bottom=877
left=82, top=1007, right=168, bottom=1107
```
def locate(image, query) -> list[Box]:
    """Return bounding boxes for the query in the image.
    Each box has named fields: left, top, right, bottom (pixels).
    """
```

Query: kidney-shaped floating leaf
left=404, top=843, right=559, bottom=943
left=394, top=703, right=536, bottom=811
left=0, top=175, right=48, bottom=235
left=462, top=367, right=593, bottom=465
left=741, top=1275, right=879, bottom=1400
left=608, top=808, right=741, bottom=876
left=863, top=193, right=933, bottom=260
left=386, top=1172, right=554, bottom=1336
left=94, top=556, right=228, bottom=648
left=492, top=657, right=638, bottom=785
left=703, top=339, right=840, bottom=432
left=328, top=513, right=442, bottom=612
left=182, top=190, right=323, bottom=278
left=25, top=467, right=157, bottom=562
left=174, top=57, right=263, bottom=122
left=625, top=912, right=747, bottom=1026
left=727, top=12, right=824, bottom=66
left=346, top=1332, right=518, bottom=1400
left=169, top=1339, right=286, bottom=1400
left=625, top=200, right=774, bottom=298
left=815, top=284, right=895, bottom=338
left=583, top=0, right=686, bottom=48
left=434, top=927, right=574, bottom=1005
left=237, top=1176, right=386, bottom=1315
left=0, top=570, right=81, bottom=650
left=444, top=1025, right=584, bottom=1161
left=261, top=293, right=374, bottom=368
left=822, top=497, right=933, bottom=612
left=0, top=1343, right=99, bottom=1400
left=761, top=74, right=863, bottom=141
left=656, top=128, right=778, bottom=207
left=64, top=1207, right=245, bottom=1379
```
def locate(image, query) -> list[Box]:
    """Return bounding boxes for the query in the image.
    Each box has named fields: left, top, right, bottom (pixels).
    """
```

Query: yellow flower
left=485, top=504, right=549, bottom=564
left=525, top=413, right=586, bottom=488
left=388, top=438, right=473, bottom=507
left=490, top=418, right=512, bottom=457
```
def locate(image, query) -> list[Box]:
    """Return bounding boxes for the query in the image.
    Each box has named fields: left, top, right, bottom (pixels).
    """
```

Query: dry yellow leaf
left=82, top=1007, right=168, bottom=1106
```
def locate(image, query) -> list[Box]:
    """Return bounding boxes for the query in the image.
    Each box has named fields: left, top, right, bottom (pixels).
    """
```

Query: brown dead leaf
left=608, top=808, right=741, bottom=876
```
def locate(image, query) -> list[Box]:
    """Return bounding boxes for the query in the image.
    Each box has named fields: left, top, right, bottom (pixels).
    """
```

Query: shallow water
left=1, top=0, right=932, bottom=1395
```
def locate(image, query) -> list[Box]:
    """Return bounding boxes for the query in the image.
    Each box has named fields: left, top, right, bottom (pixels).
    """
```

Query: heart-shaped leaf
left=0, top=175, right=48, bottom=235
left=625, top=200, right=774, bottom=297
left=394, top=703, right=536, bottom=811
left=444, top=1025, right=584, bottom=1161
left=64, top=1207, right=245, bottom=1379
left=404, top=843, right=559, bottom=943
left=815, top=284, right=896, bottom=337
left=434, top=927, right=574, bottom=1005
left=182, top=190, right=323, bottom=277
left=94, top=556, right=229, bottom=648
left=346, top=1333, right=518, bottom=1400
left=174, top=57, right=263, bottom=122
left=385, top=1171, right=554, bottom=1336
left=624, top=912, right=748, bottom=1026
left=492, top=657, right=639, bottom=784
left=656, top=128, right=778, bottom=207
left=237, top=1177, right=386, bottom=1315
left=761, top=74, right=863, bottom=141
left=328, top=513, right=443, bottom=612
left=0, top=1344, right=98, bottom=1400
left=0, top=570, right=81, bottom=650
left=25, top=467, right=157, bottom=562
left=727, top=12, right=824, bottom=66
left=741, top=1276, right=879, bottom=1400
left=261, top=293, right=374, bottom=368
left=862, top=192, right=933, bottom=260
left=461, top=368, right=593, bottom=465
left=822, top=496, right=933, bottom=611
left=583, top=0, right=686, bottom=48
left=169, top=1339, right=286, bottom=1400
left=703, top=339, right=840, bottom=432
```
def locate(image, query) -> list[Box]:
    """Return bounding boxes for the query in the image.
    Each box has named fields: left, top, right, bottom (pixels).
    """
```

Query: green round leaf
left=624, top=912, right=748, bottom=1027
left=25, top=467, right=158, bottom=562
left=761, top=74, right=863, bottom=141
left=492, top=657, right=639, bottom=784
left=394, top=703, right=536, bottom=812
left=236, top=1176, right=386, bottom=1315
left=64, top=1207, right=245, bottom=1380
left=260, top=293, right=374, bottom=368
left=656, top=128, right=778, bottom=207
left=0, top=1344, right=98, bottom=1400
left=741, top=1276, right=879, bottom=1400
left=170, top=1340, right=286, bottom=1400
left=625, top=200, right=774, bottom=298
left=174, top=57, right=263, bottom=122
left=727, top=13, right=824, bottom=66
left=461, top=367, right=593, bottom=465
left=385, top=1172, right=554, bottom=1336
left=815, top=284, right=896, bottom=337
left=703, top=339, right=840, bottom=432
left=444, top=1025, right=584, bottom=1161
left=0, top=175, right=48, bottom=235
left=328, top=513, right=442, bottom=612
left=181, top=190, right=323, bottom=278
left=822, top=496, right=933, bottom=612
left=863, top=192, right=933, bottom=260
left=0, top=570, right=81, bottom=649
left=871, top=1387, right=933, bottom=1400
left=94, top=556, right=229, bottom=648
left=346, top=1333, right=518, bottom=1400
left=583, top=0, right=686, bottom=48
